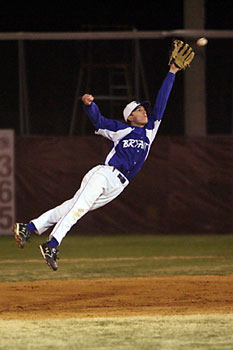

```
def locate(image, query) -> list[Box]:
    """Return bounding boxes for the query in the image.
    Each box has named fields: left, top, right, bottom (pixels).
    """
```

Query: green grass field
left=0, top=233, right=232, bottom=349
left=0, top=234, right=232, bottom=282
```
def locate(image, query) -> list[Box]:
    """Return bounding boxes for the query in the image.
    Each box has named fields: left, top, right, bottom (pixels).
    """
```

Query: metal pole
left=69, top=66, right=84, bottom=135
left=184, top=0, right=206, bottom=136
left=134, top=33, right=140, bottom=101
left=18, top=40, right=24, bottom=135
left=0, top=30, right=232, bottom=41
left=18, top=40, right=30, bottom=135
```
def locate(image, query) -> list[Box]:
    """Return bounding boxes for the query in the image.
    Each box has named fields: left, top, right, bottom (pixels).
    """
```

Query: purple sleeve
left=83, top=102, right=126, bottom=131
left=150, top=72, right=175, bottom=121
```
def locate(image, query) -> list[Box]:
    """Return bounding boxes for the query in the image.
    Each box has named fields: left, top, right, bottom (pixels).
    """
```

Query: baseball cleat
left=39, top=243, right=59, bottom=271
left=13, top=223, right=32, bottom=248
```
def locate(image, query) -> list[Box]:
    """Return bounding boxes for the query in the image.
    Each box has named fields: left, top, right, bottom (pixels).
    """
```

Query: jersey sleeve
left=83, top=102, right=130, bottom=141
left=150, top=72, right=175, bottom=122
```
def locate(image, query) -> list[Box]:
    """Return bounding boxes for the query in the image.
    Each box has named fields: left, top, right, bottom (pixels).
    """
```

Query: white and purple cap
left=123, top=100, right=150, bottom=122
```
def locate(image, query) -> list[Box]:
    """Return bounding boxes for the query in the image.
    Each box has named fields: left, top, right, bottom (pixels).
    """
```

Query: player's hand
left=82, top=94, right=94, bottom=106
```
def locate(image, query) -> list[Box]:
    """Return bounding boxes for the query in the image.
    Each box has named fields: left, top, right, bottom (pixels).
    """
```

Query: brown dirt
left=1, top=275, right=233, bottom=320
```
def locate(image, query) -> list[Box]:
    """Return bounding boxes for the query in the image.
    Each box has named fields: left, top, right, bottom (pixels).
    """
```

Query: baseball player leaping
left=13, top=41, right=194, bottom=270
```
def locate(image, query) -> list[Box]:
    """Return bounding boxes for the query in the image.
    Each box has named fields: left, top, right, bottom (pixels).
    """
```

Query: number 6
left=0, top=181, right=12, bottom=203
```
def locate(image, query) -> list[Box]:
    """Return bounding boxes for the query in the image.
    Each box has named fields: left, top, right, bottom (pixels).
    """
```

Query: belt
left=112, top=167, right=127, bottom=184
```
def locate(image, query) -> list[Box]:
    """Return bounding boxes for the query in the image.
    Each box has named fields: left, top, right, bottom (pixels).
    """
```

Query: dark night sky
left=1, top=2, right=183, bottom=32
left=0, top=1, right=232, bottom=135
left=0, top=1, right=232, bottom=31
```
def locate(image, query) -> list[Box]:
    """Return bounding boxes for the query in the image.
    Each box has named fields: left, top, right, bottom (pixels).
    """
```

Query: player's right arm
left=82, top=94, right=119, bottom=131
left=82, top=94, right=128, bottom=139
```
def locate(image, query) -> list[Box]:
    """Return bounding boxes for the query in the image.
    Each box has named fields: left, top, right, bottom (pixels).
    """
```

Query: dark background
left=0, top=1, right=232, bottom=136
left=0, top=1, right=232, bottom=235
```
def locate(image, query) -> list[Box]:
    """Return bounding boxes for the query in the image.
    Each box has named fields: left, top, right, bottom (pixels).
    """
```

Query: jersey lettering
left=122, top=139, right=149, bottom=150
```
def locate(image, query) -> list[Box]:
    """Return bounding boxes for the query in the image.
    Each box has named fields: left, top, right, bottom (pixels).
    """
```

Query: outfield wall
left=14, top=135, right=232, bottom=235
left=0, top=130, right=15, bottom=234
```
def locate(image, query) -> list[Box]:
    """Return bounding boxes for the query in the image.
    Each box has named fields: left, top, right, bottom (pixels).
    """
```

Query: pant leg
left=51, top=165, right=128, bottom=244
left=50, top=165, right=107, bottom=244
left=31, top=165, right=100, bottom=234
left=31, top=196, right=77, bottom=235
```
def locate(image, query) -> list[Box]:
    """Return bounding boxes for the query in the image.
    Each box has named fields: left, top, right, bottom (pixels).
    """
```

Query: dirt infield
left=1, top=275, right=233, bottom=320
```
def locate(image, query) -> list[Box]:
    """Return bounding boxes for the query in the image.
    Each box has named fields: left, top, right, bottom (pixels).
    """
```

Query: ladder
left=69, top=63, right=133, bottom=135
left=109, top=64, right=133, bottom=119
left=69, top=37, right=149, bottom=135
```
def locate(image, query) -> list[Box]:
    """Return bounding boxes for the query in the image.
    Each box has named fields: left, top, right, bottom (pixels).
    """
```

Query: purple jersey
left=83, top=72, right=175, bottom=181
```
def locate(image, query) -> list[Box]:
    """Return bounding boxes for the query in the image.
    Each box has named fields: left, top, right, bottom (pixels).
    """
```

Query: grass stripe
left=0, top=314, right=233, bottom=350
left=0, top=255, right=223, bottom=263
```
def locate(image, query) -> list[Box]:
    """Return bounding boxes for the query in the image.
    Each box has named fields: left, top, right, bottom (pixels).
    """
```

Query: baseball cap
left=123, top=101, right=150, bottom=122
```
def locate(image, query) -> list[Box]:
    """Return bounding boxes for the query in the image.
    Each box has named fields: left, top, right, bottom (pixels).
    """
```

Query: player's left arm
left=150, top=63, right=179, bottom=122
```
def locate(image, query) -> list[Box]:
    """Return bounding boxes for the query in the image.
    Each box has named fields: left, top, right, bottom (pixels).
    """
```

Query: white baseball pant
left=32, top=165, right=129, bottom=244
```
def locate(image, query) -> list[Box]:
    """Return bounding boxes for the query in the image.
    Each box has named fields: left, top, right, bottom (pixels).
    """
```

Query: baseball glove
left=168, top=40, right=195, bottom=69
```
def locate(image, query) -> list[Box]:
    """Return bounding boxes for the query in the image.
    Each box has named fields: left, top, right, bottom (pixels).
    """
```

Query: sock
left=47, top=237, right=59, bottom=249
left=26, top=222, right=37, bottom=233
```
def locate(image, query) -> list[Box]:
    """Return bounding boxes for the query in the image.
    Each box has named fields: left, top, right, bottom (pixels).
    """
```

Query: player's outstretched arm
left=82, top=93, right=126, bottom=134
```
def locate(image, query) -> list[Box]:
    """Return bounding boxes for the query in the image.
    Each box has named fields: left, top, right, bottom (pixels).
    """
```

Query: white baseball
left=196, top=37, right=208, bottom=46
